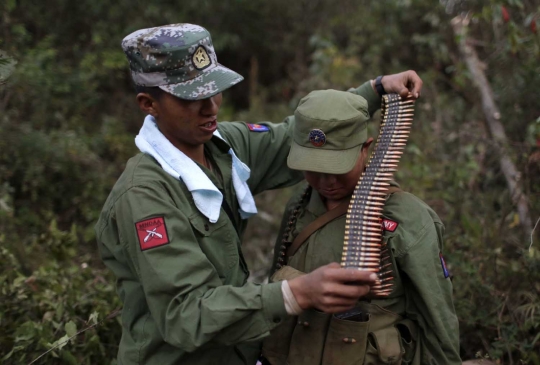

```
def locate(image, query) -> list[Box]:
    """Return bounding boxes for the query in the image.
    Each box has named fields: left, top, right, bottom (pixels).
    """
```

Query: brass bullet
left=344, top=252, right=381, bottom=257
left=344, top=245, right=382, bottom=251
left=378, top=270, right=393, bottom=277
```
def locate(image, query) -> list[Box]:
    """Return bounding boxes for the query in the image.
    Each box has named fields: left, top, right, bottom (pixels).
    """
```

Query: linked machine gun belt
left=341, top=93, right=414, bottom=298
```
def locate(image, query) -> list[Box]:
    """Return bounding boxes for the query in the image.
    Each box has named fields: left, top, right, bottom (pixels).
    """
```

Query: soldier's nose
left=321, top=173, right=337, bottom=185
left=202, top=95, right=220, bottom=116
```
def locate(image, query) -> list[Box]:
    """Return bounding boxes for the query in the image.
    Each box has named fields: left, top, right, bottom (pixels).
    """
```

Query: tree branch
left=451, top=14, right=533, bottom=238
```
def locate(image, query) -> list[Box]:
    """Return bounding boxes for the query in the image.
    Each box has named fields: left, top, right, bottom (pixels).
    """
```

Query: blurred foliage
left=0, top=0, right=539, bottom=363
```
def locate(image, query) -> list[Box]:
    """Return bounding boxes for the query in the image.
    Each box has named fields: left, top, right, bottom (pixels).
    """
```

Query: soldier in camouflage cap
left=96, top=22, right=425, bottom=365
left=122, top=23, right=243, bottom=100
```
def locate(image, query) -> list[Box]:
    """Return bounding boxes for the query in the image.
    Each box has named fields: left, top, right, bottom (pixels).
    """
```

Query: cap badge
left=309, top=129, right=326, bottom=147
left=192, top=45, right=211, bottom=70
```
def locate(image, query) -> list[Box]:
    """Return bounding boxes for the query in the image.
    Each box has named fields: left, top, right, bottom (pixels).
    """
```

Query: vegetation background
left=1, top=0, right=539, bottom=363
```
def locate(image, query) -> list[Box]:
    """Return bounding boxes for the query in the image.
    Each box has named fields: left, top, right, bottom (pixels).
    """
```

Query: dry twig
left=27, top=308, right=122, bottom=365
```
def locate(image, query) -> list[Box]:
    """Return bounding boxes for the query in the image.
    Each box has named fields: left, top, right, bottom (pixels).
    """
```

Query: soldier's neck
left=176, top=143, right=207, bottom=168
left=324, top=196, right=350, bottom=211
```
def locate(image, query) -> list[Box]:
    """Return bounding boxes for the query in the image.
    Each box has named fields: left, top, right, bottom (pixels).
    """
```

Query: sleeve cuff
left=349, top=81, right=381, bottom=117
left=261, top=281, right=290, bottom=330
left=282, top=280, right=303, bottom=315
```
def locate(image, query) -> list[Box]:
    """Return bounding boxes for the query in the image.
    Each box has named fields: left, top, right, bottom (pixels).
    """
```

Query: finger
left=327, top=268, right=378, bottom=284
left=325, top=262, right=342, bottom=269
left=319, top=280, right=371, bottom=300
left=398, top=87, right=410, bottom=99
left=317, top=295, right=359, bottom=310
left=328, top=283, right=371, bottom=299
left=408, top=72, right=423, bottom=98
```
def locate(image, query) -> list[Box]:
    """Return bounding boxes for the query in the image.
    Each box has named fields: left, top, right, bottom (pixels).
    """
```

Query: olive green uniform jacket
left=266, top=186, right=461, bottom=365
left=95, top=83, right=379, bottom=365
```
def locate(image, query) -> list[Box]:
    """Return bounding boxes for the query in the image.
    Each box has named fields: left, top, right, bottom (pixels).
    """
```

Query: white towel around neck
left=134, top=115, right=257, bottom=223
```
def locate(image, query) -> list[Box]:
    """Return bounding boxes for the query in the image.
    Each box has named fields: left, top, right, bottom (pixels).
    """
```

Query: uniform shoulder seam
left=96, top=181, right=171, bottom=240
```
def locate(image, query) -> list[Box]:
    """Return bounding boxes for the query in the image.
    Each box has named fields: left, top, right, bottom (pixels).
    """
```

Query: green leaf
left=1, top=348, right=14, bottom=361
left=54, top=334, right=70, bottom=350
left=65, top=320, right=77, bottom=338
left=88, top=311, right=99, bottom=325
left=60, top=350, right=78, bottom=365
left=55, top=302, right=64, bottom=321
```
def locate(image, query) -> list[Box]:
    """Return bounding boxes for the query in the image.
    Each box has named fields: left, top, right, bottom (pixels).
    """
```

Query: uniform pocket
left=396, top=319, right=416, bottom=364
left=262, top=315, right=297, bottom=365
left=364, top=326, right=404, bottom=365
left=286, top=309, right=331, bottom=365
left=321, top=314, right=370, bottom=365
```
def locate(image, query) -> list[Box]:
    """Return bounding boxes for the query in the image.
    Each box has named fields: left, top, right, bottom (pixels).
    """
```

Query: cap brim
left=159, top=64, right=243, bottom=100
left=287, top=141, right=362, bottom=174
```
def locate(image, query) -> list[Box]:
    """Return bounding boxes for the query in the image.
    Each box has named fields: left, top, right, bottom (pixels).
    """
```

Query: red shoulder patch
left=382, top=219, right=399, bottom=232
left=135, top=216, right=170, bottom=251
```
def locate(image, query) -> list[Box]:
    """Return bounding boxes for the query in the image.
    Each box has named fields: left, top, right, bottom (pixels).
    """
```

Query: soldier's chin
left=319, top=188, right=347, bottom=200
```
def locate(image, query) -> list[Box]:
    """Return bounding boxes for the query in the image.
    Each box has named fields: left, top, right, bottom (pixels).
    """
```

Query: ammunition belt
left=341, top=94, right=414, bottom=297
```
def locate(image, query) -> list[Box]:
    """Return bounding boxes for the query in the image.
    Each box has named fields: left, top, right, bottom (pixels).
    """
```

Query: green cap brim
left=287, top=141, right=362, bottom=174
left=159, top=64, right=243, bottom=100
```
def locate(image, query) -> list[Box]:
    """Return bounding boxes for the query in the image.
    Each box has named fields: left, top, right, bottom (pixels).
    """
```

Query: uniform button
left=204, top=224, right=209, bottom=231
left=273, top=317, right=281, bottom=323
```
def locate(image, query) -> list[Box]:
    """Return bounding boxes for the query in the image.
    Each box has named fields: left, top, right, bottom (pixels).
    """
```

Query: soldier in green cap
left=95, top=23, right=424, bottom=365
left=261, top=90, right=460, bottom=365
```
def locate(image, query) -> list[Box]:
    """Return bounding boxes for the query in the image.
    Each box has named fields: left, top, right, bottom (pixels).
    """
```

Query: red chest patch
left=382, top=219, right=399, bottom=232
left=135, top=216, right=170, bottom=251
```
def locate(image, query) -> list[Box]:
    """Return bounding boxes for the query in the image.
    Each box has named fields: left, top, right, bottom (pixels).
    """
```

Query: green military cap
left=287, top=89, right=369, bottom=174
left=121, top=23, right=243, bottom=100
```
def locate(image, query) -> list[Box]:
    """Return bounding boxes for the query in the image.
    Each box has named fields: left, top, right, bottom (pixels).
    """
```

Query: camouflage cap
left=288, top=90, right=370, bottom=174
left=121, top=23, right=243, bottom=100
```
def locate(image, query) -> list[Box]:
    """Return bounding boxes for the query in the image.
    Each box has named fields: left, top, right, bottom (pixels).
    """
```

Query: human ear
left=136, top=93, right=159, bottom=117
left=360, top=138, right=374, bottom=158
left=363, top=137, right=374, bottom=150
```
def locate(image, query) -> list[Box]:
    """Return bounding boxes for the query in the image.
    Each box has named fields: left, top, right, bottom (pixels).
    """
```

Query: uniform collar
left=209, top=133, right=232, bottom=153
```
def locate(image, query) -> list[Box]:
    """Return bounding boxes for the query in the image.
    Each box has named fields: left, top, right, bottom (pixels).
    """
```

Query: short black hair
left=134, top=85, right=165, bottom=100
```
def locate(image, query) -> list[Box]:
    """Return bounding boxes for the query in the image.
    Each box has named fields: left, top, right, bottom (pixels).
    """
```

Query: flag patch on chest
left=135, top=216, right=170, bottom=251
left=247, top=123, right=270, bottom=132
left=382, top=219, right=399, bottom=232
left=439, top=252, right=450, bottom=278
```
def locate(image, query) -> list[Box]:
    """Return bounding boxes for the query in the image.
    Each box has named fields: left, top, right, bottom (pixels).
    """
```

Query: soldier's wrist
left=288, top=275, right=311, bottom=310
left=370, top=79, right=377, bottom=95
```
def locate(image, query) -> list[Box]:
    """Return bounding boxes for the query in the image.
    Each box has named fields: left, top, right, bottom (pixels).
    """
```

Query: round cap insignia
left=192, top=45, right=211, bottom=70
left=308, top=129, right=326, bottom=147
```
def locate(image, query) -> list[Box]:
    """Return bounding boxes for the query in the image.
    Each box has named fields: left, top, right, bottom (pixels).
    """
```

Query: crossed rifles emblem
left=140, top=222, right=163, bottom=242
